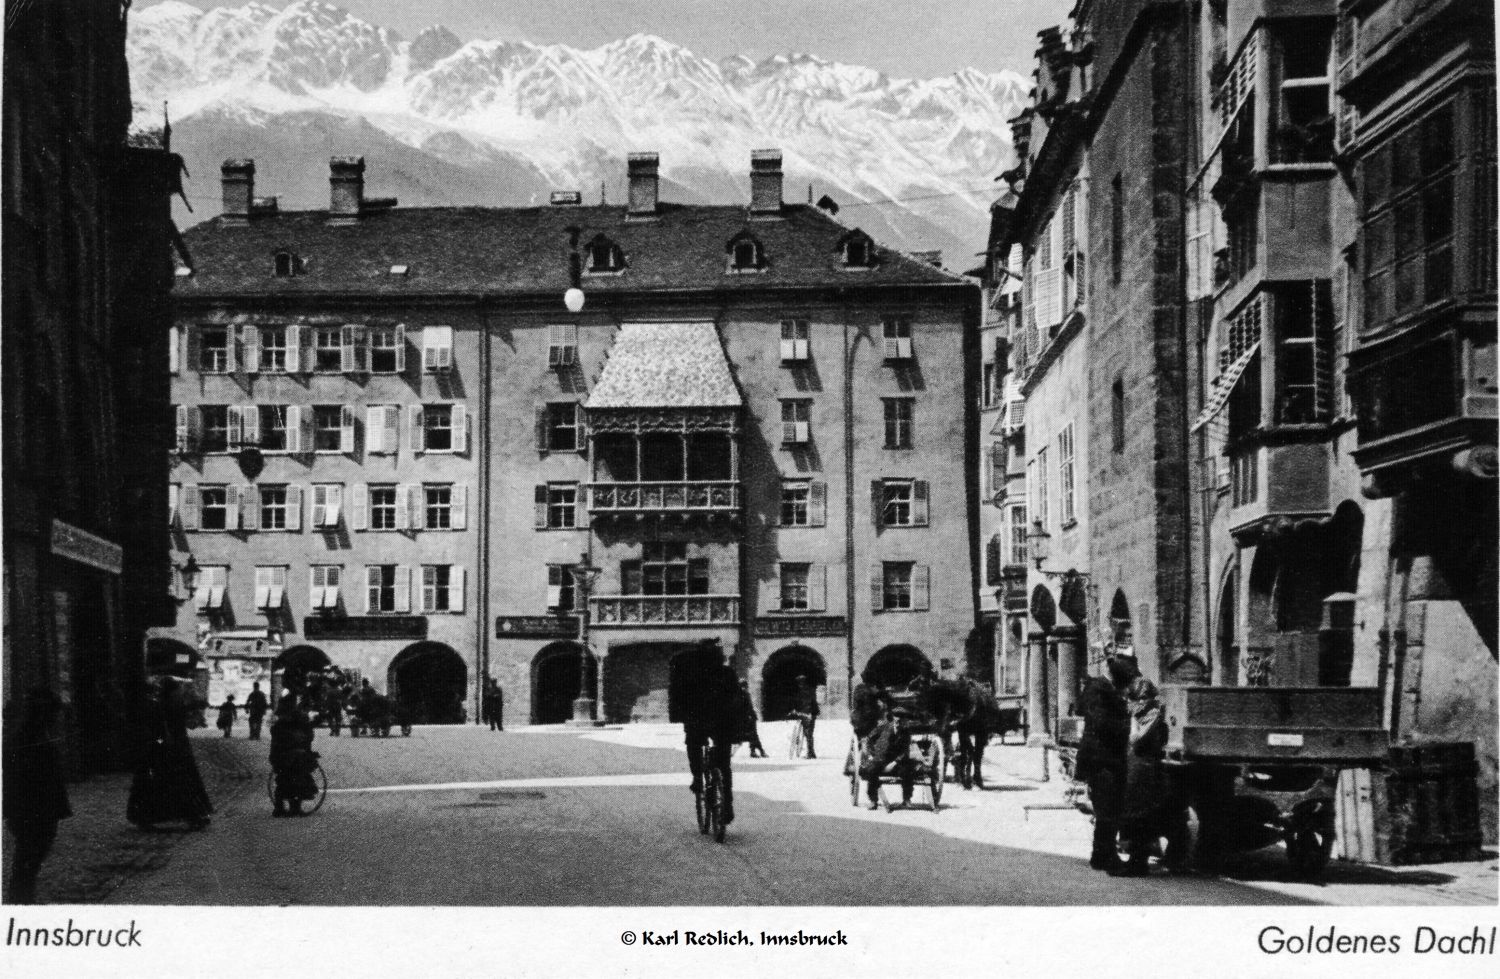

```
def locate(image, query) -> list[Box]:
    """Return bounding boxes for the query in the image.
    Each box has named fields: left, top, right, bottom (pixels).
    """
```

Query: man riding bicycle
left=669, top=640, right=742, bottom=825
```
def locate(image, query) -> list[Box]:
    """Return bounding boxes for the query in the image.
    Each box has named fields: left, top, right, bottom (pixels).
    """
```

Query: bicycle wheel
left=927, top=738, right=945, bottom=810
left=788, top=720, right=804, bottom=759
left=307, top=763, right=329, bottom=814
left=706, top=767, right=727, bottom=843
left=695, top=782, right=710, bottom=835
left=849, top=737, right=863, bottom=806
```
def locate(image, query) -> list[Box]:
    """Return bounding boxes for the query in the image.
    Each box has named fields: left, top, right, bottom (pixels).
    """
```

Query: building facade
left=166, top=152, right=982, bottom=724
left=3, top=0, right=180, bottom=771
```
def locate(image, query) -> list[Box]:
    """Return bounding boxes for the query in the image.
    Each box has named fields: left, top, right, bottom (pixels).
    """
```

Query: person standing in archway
left=484, top=678, right=504, bottom=732
left=793, top=674, right=819, bottom=759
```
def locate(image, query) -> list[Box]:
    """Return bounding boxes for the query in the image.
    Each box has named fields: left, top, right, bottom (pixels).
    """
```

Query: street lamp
left=569, top=554, right=604, bottom=726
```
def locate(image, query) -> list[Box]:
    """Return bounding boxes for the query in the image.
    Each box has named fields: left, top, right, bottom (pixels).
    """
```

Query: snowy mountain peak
left=130, top=0, right=1029, bottom=255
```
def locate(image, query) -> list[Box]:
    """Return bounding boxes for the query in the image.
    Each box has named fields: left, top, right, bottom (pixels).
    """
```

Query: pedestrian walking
left=793, top=674, right=819, bottom=759
left=738, top=681, right=766, bottom=757
left=127, top=676, right=213, bottom=831
left=1075, top=652, right=1136, bottom=871
left=3, top=688, right=72, bottom=904
left=322, top=683, right=344, bottom=737
left=245, top=682, right=269, bottom=740
left=269, top=694, right=319, bottom=817
left=215, top=694, right=238, bottom=737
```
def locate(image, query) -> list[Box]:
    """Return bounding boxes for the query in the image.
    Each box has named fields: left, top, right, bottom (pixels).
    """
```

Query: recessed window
left=369, top=325, right=404, bottom=374
left=876, top=478, right=930, bottom=528
left=200, top=406, right=230, bottom=454
left=548, top=324, right=578, bottom=367
left=780, top=399, right=811, bottom=444
left=883, top=397, right=914, bottom=449
left=585, top=235, right=624, bottom=273
left=780, top=319, right=810, bottom=361
left=422, top=325, right=454, bottom=372
left=199, top=486, right=230, bottom=531
left=423, top=405, right=455, bottom=452
left=839, top=230, right=876, bottom=268
left=424, top=484, right=453, bottom=530
left=545, top=403, right=582, bottom=452
left=200, top=326, right=231, bottom=373
left=420, top=565, right=462, bottom=613
left=274, top=251, right=300, bottom=277
left=258, top=326, right=288, bottom=373
left=259, top=485, right=290, bottom=531
left=727, top=232, right=765, bottom=272
left=313, top=327, right=343, bottom=372
left=882, top=318, right=913, bottom=360
left=546, top=483, right=578, bottom=529
left=365, top=565, right=404, bottom=614
left=310, top=484, right=343, bottom=529
left=779, top=563, right=811, bottom=611
left=781, top=481, right=811, bottom=526
left=547, top=565, right=577, bottom=613
left=369, top=485, right=399, bottom=531
left=882, top=562, right=914, bottom=610
left=193, top=565, right=228, bottom=612
left=310, top=565, right=341, bottom=610
left=254, top=566, right=287, bottom=610
left=313, top=405, right=346, bottom=453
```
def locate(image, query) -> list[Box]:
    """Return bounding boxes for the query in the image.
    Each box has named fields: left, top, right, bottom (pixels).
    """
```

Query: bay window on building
left=623, top=542, right=708, bottom=596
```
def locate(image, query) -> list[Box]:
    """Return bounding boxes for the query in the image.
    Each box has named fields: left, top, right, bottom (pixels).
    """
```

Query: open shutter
left=394, top=324, right=407, bottom=373
left=365, top=407, right=385, bottom=454
left=352, top=325, right=369, bottom=373
left=809, top=563, right=827, bottom=612
left=240, top=486, right=260, bottom=531
left=284, top=405, right=302, bottom=454
left=452, top=405, right=467, bottom=455
left=187, top=404, right=203, bottom=452
left=573, top=403, right=587, bottom=454
left=341, top=325, right=355, bottom=372
left=286, top=324, right=301, bottom=373
left=809, top=481, right=827, bottom=527
left=223, top=486, right=241, bottom=531
left=224, top=325, right=238, bottom=373
left=286, top=485, right=303, bottom=531
left=408, top=485, right=425, bottom=530
left=351, top=483, right=368, bottom=531
left=913, top=565, right=931, bottom=610
left=169, top=325, right=181, bottom=374
left=986, top=535, right=1002, bottom=586
left=534, top=485, right=549, bottom=528
left=451, top=484, right=468, bottom=530
left=181, top=485, right=200, bottom=530
left=394, top=484, right=410, bottom=530
left=240, top=405, right=260, bottom=449
left=869, top=564, right=885, bottom=612
left=185, top=325, right=200, bottom=373
left=408, top=405, right=424, bottom=453
left=450, top=567, right=465, bottom=613
left=547, top=568, right=563, bottom=611
left=364, top=566, right=378, bottom=614
left=912, top=480, right=930, bottom=526
left=175, top=405, right=189, bottom=453
left=534, top=406, right=550, bottom=452
left=870, top=480, right=884, bottom=528
left=764, top=570, right=782, bottom=613
left=227, top=405, right=243, bottom=450
left=311, top=486, right=327, bottom=528
left=242, top=325, right=259, bottom=375
left=384, top=406, right=399, bottom=455
left=340, top=405, right=356, bottom=454
left=394, top=566, right=411, bottom=613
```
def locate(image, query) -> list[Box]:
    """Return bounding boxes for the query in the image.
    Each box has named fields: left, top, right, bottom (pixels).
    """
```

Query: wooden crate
left=1162, top=686, right=1386, bottom=763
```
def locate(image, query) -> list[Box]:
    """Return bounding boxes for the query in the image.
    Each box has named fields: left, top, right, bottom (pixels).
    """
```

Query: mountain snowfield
left=130, top=0, right=1028, bottom=259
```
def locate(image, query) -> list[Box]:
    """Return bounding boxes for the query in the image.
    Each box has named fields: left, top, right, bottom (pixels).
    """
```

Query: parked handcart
left=1159, top=685, right=1387, bottom=879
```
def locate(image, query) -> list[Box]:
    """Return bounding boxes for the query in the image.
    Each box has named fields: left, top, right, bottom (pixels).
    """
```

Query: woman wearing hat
left=127, top=676, right=213, bottom=830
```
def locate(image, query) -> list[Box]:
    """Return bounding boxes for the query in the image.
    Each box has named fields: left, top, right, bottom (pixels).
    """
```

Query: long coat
left=128, top=683, right=214, bottom=826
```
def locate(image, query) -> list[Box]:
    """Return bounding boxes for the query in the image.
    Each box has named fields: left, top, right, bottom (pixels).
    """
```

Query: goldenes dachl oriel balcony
left=591, top=594, right=741, bottom=626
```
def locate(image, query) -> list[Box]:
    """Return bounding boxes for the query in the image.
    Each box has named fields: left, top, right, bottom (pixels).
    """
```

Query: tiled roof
left=173, top=203, right=965, bottom=298
left=587, top=322, right=742, bottom=409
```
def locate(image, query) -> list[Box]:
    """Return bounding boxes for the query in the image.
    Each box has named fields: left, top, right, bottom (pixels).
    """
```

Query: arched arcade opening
left=760, top=645, right=827, bottom=721
left=390, top=642, right=467, bottom=724
left=861, top=644, right=931, bottom=690
left=532, top=642, right=594, bottom=725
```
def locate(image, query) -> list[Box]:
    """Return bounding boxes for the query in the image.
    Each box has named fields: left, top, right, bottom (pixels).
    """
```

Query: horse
left=913, top=675, right=1022, bottom=790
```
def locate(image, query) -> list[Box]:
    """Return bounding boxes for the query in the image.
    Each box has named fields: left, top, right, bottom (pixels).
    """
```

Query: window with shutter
left=181, top=485, right=200, bottom=530
left=285, top=485, right=303, bottom=531
left=175, top=405, right=189, bottom=454
left=351, top=484, right=368, bottom=531
left=780, top=319, right=810, bottom=361
left=808, top=563, right=827, bottom=612
left=340, top=406, right=356, bottom=454
left=168, top=325, right=180, bottom=374
left=987, top=535, right=1002, bottom=586
left=365, top=406, right=387, bottom=454
left=423, top=326, right=454, bottom=372
left=534, top=485, right=550, bottom=529
left=780, top=399, right=811, bottom=444
left=548, top=324, right=578, bottom=367
left=882, top=318, right=913, bottom=360
left=912, top=565, right=931, bottom=611
left=451, top=484, right=468, bottom=530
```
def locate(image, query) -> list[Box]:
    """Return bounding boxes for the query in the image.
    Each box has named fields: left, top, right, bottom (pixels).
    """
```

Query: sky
left=142, top=0, right=1075, bottom=79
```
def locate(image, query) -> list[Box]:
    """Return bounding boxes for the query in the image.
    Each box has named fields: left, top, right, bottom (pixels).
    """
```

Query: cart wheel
left=1286, top=824, right=1333, bottom=879
left=929, top=738, right=945, bottom=810
left=849, top=738, right=863, bottom=807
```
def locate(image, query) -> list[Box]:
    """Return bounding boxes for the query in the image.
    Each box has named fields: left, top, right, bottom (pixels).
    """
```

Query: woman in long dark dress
left=127, top=676, right=213, bottom=830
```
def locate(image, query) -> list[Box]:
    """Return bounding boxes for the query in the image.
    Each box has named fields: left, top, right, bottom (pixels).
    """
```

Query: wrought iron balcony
left=586, top=481, right=739, bottom=515
left=591, top=595, right=740, bottom=626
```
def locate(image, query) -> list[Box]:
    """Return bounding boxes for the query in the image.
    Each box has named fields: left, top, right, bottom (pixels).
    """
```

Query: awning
left=1191, top=341, right=1260, bottom=433
left=586, top=322, right=742, bottom=409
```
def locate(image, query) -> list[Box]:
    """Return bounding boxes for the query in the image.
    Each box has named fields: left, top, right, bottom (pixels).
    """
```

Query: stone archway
left=1216, top=562, right=1240, bottom=686
left=760, top=646, right=828, bottom=721
left=389, top=642, right=468, bottom=724
left=532, top=642, right=593, bottom=725
left=146, top=637, right=199, bottom=679
left=274, top=645, right=330, bottom=697
left=862, top=644, right=931, bottom=690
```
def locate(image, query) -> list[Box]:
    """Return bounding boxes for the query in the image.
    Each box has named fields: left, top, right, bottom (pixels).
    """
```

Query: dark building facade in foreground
left=164, top=152, right=983, bottom=724
left=3, top=0, right=181, bottom=770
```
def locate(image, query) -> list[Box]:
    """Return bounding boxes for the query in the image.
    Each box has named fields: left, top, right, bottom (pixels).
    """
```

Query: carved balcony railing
left=591, top=595, right=740, bottom=626
left=587, top=481, right=739, bottom=515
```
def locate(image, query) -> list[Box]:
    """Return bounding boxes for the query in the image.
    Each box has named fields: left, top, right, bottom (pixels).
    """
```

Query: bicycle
left=694, top=737, right=729, bottom=843
left=787, top=711, right=810, bottom=759
left=265, top=757, right=328, bottom=815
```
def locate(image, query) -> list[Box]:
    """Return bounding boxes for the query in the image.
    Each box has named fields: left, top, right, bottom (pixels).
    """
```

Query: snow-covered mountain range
left=129, top=0, right=1028, bottom=260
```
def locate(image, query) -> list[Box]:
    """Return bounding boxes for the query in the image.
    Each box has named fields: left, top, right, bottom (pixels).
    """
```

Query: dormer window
left=838, top=229, right=877, bottom=269
left=274, top=251, right=301, bottom=277
left=585, top=235, right=625, bottom=273
left=727, top=231, right=766, bottom=273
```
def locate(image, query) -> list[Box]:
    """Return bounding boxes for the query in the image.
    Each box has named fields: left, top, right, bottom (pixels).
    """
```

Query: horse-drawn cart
left=1162, top=685, right=1387, bottom=878
left=848, top=689, right=946, bottom=812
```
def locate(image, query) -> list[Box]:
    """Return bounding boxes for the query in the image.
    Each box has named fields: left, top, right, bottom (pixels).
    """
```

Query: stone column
left=1052, top=625, right=1083, bottom=722
left=1026, top=630, right=1049, bottom=743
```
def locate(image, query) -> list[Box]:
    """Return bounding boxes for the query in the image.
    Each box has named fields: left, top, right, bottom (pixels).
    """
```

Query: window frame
left=546, top=483, right=579, bottom=530
left=1058, top=423, right=1076, bottom=526
left=424, top=484, right=453, bottom=530
left=199, top=485, right=230, bottom=531
left=200, top=326, right=231, bottom=373
left=882, top=318, right=914, bottom=360
left=368, top=484, right=399, bottom=532
left=192, top=565, right=228, bottom=612
left=254, top=565, right=287, bottom=611
left=258, top=326, right=288, bottom=374
left=882, top=561, right=914, bottom=611
left=779, top=562, right=812, bottom=611
left=310, top=564, right=342, bottom=610
left=883, top=397, right=914, bottom=450
left=780, top=480, right=811, bottom=527
left=258, top=484, right=290, bottom=531
left=779, top=398, right=812, bottom=445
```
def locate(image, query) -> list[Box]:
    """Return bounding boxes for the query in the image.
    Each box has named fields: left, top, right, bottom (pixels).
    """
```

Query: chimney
left=329, top=156, right=366, bottom=221
left=221, top=159, right=255, bottom=222
left=627, top=152, right=659, bottom=217
left=750, top=149, right=783, bottom=215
